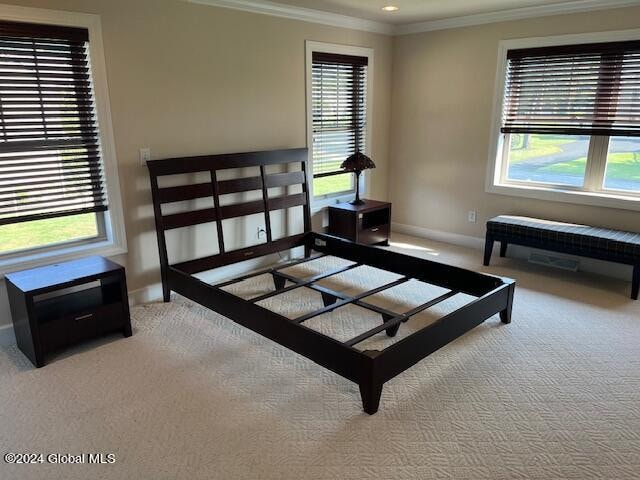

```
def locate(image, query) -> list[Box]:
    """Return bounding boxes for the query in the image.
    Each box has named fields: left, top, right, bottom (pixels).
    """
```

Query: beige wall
left=389, top=6, right=640, bottom=239
left=0, top=0, right=393, bottom=306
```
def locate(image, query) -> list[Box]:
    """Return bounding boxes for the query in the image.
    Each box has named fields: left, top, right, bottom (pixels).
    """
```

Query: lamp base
left=349, top=198, right=365, bottom=206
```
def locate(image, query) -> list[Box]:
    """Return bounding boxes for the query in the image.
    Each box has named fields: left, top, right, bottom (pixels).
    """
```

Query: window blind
left=311, top=52, right=367, bottom=178
left=0, top=21, right=107, bottom=226
left=502, top=40, right=640, bottom=137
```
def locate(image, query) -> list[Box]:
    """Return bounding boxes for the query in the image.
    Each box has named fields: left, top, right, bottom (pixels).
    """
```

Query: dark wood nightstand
left=5, top=256, right=132, bottom=368
left=328, top=199, right=391, bottom=246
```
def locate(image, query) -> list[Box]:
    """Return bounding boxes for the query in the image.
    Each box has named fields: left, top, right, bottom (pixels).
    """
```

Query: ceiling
left=272, top=0, right=594, bottom=25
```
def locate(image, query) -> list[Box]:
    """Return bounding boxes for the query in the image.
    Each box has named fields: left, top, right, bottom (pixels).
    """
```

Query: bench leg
left=632, top=265, right=639, bottom=300
left=483, top=235, right=494, bottom=266
left=500, top=241, right=508, bottom=258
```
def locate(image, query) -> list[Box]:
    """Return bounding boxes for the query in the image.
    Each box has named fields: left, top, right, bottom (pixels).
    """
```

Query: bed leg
left=359, top=381, right=383, bottom=415
left=499, top=241, right=508, bottom=258
left=321, top=291, right=338, bottom=307
left=500, top=282, right=515, bottom=324
left=272, top=272, right=286, bottom=290
left=483, top=235, right=494, bottom=266
left=383, top=313, right=400, bottom=337
left=632, top=265, right=639, bottom=300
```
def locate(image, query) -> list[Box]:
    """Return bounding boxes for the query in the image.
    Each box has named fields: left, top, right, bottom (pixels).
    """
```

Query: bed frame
left=147, top=148, right=515, bottom=414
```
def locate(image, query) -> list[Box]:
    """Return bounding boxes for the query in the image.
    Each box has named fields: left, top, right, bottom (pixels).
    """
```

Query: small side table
left=328, top=199, right=391, bottom=246
left=5, top=256, right=132, bottom=368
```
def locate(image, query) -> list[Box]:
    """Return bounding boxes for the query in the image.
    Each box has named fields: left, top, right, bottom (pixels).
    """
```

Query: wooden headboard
left=147, top=148, right=311, bottom=282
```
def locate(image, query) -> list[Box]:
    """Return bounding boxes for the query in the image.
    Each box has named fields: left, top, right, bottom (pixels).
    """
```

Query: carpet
left=1, top=234, right=639, bottom=479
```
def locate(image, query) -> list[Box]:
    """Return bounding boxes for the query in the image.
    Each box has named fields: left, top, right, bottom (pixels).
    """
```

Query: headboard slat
left=265, top=171, right=305, bottom=189
left=218, top=176, right=263, bottom=195
left=155, top=171, right=307, bottom=205
left=160, top=193, right=308, bottom=231
left=158, top=183, right=212, bottom=204
left=269, top=193, right=306, bottom=211
left=162, top=207, right=217, bottom=230
left=147, top=148, right=308, bottom=176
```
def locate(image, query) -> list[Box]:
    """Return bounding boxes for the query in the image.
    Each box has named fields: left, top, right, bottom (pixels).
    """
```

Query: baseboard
left=391, top=222, right=485, bottom=250
left=128, top=283, right=164, bottom=306
left=391, top=221, right=632, bottom=282
left=0, top=323, right=14, bottom=347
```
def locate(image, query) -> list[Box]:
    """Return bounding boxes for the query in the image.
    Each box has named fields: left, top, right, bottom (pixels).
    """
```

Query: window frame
left=305, top=41, right=373, bottom=209
left=486, top=29, right=640, bottom=212
left=0, top=4, right=126, bottom=276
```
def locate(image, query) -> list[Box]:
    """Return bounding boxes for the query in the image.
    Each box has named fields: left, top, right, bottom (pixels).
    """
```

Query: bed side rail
left=311, top=232, right=509, bottom=297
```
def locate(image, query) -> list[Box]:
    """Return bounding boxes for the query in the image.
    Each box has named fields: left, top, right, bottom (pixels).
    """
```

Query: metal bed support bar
left=250, top=262, right=361, bottom=303
left=343, top=290, right=458, bottom=347
left=214, top=254, right=325, bottom=288
left=293, top=277, right=411, bottom=324
left=274, top=270, right=405, bottom=319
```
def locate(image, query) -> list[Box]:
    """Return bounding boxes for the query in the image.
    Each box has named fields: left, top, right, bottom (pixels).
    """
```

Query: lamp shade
left=340, top=151, right=376, bottom=172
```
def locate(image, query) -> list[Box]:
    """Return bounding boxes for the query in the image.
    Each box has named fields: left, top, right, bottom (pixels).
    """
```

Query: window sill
left=487, top=182, right=640, bottom=212
left=311, top=192, right=357, bottom=213
left=0, top=239, right=127, bottom=278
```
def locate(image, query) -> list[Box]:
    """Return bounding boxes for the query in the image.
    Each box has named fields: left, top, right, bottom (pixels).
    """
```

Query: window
left=0, top=10, right=125, bottom=271
left=0, top=21, right=107, bottom=256
left=307, top=43, right=372, bottom=202
left=488, top=34, right=640, bottom=209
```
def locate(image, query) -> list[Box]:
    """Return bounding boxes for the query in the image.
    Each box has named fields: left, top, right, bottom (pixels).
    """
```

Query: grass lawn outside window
left=0, top=214, right=99, bottom=255
left=505, top=134, right=640, bottom=193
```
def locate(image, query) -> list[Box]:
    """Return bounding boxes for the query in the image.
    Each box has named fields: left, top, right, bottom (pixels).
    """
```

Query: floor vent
left=528, top=252, right=580, bottom=272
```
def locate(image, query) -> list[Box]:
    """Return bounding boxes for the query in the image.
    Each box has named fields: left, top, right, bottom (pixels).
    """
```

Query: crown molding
left=396, top=0, right=640, bottom=35
left=186, top=0, right=394, bottom=35
left=186, top=0, right=640, bottom=36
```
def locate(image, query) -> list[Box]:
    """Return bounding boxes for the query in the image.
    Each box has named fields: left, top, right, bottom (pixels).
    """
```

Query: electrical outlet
left=468, top=210, right=477, bottom=223
left=139, top=147, right=151, bottom=166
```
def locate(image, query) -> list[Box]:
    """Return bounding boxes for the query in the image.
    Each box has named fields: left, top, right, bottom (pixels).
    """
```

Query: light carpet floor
left=1, top=233, right=639, bottom=479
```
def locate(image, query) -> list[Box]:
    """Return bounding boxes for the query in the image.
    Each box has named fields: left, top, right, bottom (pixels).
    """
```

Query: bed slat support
left=293, top=277, right=411, bottom=324
left=215, top=254, right=325, bottom=289
left=344, top=290, right=458, bottom=347
left=275, top=271, right=401, bottom=322
left=251, top=263, right=361, bottom=303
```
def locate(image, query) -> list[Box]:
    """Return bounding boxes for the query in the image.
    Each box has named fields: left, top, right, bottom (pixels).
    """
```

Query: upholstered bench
left=484, top=215, right=640, bottom=299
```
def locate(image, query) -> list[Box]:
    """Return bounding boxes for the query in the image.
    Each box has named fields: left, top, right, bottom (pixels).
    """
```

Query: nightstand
left=328, top=200, right=391, bottom=246
left=5, top=256, right=132, bottom=368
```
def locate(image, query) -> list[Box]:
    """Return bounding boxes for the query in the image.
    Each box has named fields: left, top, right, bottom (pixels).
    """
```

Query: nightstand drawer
left=39, top=302, right=125, bottom=353
left=359, top=224, right=389, bottom=245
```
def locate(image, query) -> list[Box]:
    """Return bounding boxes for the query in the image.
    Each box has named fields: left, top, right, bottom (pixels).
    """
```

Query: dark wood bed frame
left=147, top=147, right=515, bottom=414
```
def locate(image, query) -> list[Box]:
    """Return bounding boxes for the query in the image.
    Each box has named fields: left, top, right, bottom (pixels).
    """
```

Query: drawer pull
left=370, top=227, right=379, bottom=232
left=244, top=251, right=254, bottom=257
left=75, top=314, right=93, bottom=321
